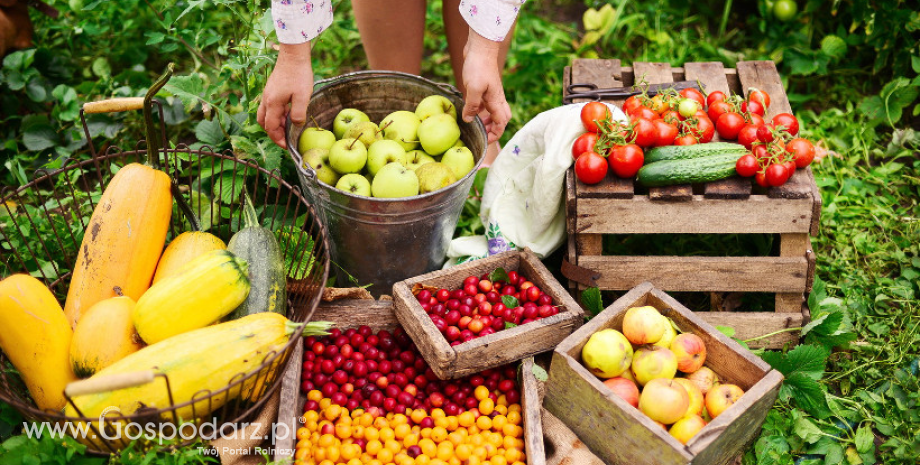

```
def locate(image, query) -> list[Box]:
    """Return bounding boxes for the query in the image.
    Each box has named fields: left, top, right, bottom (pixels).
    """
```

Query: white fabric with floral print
left=445, top=102, right=627, bottom=266
left=270, top=0, right=524, bottom=44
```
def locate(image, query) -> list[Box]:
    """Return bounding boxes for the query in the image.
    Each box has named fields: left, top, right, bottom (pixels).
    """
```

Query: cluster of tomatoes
left=570, top=86, right=817, bottom=187
left=706, top=89, right=816, bottom=187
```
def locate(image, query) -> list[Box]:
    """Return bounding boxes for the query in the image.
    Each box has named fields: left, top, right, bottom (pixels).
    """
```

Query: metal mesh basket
left=0, top=99, right=330, bottom=454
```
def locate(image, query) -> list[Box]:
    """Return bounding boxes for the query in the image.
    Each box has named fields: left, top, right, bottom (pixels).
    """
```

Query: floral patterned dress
left=270, top=0, right=525, bottom=44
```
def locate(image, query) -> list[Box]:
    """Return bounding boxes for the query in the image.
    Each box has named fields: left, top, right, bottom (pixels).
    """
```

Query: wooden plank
left=776, top=232, right=810, bottom=312
left=697, top=312, right=804, bottom=349
left=562, top=65, right=571, bottom=106
left=565, top=169, right=578, bottom=292
left=635, top=61, right=693, bottom=202
left=577, top=234, right=602, bottom=257
left=311, top=299, right=400, bottom=329
left=735, top=61, right=792, bottom=116
left=576, top=196, right=815, bottom=234
left=767, top=168, right=813, bottom=199
left=274, top=341, right=303, bottom=462
left=684, top=62, right=753, bottom=199
left=579, top=255, right=808, bottom=293
left=521, top=357, right=546, bottom=465
left=806, top=236, right=816, bottom=292
left=805, top=166, right=822, bottom=236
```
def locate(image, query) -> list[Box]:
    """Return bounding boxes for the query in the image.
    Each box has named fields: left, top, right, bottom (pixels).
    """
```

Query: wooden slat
left=635, top=62, right=693, bottom=202
left=311, top=299, right=401, bottom=329
left=575, top=196, right=815, bottom=234
left=735, top=61, right=792, bottom=116
left=805, top=166, right=822, bottom=236
left=521, top=357, right=546, bottom=465
left=767, top=168, right=812, bottom=199
left=684, top=62, right=753, bottom=199
left=570, top=59, right=635, bottom=198
left=777, top=233, right=810, bottom=312
left=696, top=312, right=804, bottom=349
left=578, top=255, right=808, bottom=293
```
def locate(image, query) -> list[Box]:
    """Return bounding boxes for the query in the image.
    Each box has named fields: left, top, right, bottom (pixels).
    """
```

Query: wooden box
left=274, top=298, right=547, bottom=465
left=392, top=248, right=585, bottom=380
left=563, top=59, right=820, bottom=348
left=543, top=282, right=783, bottom=465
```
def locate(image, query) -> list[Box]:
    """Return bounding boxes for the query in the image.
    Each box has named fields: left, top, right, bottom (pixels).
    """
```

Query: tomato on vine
left=706, top=90, right=727, bottom=108
left=574, top=151, right=608, bottom=185
left=766, top=163, right=790, bottom=187
left=707, top=101, right=731, bottom=122
left=631, top=107, right=659, bottom=121
left=741, top=100, right=766, bottom=117
left=572, top=132, right=600, bottom=160
left=716, top=112, right=745, bottom=140
left=653, top=120, right=678, bottom=147
left=680, top=88, right=706, bottom=108
left=610, top=144, right=645, bottom=178
left=735, top=154, right=759, bottom=177
left=756, top=124, right=775, bottom=143
left=738, top=124, right=761, bottom=149
left=674, top=134, right=698, bottom=145
left=772, top=113, right=799, bottom=136
left=747, top=88, right=771, bottom=108
left=786, top=138, right=815, bottom=168
left=580, top=102, right=612, bottom=133
left=631, top=118, right=658, bottom=148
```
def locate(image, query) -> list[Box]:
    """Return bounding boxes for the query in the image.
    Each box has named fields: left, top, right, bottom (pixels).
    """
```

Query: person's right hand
left=460, top=29, right=512, bottom=144
left=257, top=43, right=314, bottom=149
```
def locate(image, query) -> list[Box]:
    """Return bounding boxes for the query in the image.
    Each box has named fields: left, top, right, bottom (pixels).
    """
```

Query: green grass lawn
left=1, top=0, right=918, bottom=463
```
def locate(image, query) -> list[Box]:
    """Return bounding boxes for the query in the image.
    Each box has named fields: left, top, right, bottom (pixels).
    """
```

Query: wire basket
left=0, top=98, right=330, bottom=454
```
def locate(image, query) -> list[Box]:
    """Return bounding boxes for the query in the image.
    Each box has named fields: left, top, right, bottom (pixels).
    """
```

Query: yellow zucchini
left=153, top=232, right=226, bottom=284
left=133, top=249, right=250, bottom=344
left=70, top=293, right=144, bottom=378
left=0, top=274, right=78, bottom=411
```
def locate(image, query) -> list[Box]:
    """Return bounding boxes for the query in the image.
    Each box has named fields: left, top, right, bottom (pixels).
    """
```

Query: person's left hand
left=460, top=29, right=512, bottom=144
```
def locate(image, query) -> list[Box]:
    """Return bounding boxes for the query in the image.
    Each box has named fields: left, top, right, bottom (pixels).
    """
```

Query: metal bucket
left=286, top=71, right=487, bottom=296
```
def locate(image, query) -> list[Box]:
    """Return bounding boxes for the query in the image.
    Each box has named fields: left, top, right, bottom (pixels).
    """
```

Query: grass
left=2, top=0, right=919, bottom=464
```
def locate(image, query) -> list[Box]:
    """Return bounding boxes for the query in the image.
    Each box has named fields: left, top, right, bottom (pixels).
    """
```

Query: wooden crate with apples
left=543, top=281, right=783, bottom=465
left=563, top=58, right=820, bottom=349
left=274, top=298, right=547, bottom=465
left=392, top=248, right=584, bottom=380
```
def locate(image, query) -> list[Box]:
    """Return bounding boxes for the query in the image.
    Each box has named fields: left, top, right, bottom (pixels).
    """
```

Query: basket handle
left=313, top=70, right=464, bottom=99
left=82, top=97, right=146, bottom=114
left=64, top=371, right=156, bottom=397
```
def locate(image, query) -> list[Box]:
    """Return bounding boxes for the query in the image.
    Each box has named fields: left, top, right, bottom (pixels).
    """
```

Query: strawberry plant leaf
left=580, top=287, right=604, bottom=317
left=793, top=415, right=823, bottom=444
left=762, top=344, right=829, bottom=381
left=783, top=372, right=831, bottom=419
left=531, top=364, right=548, bottom=382
left=501, top=295, right=519, bottom=309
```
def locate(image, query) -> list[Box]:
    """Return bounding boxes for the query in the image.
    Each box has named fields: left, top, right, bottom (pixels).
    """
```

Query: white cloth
left=445, top=102, right=627, bottom=265
left=271, top=0, right=523, bottom=44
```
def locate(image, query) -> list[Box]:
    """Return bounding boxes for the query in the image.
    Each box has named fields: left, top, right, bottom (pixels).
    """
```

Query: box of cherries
left=393, top=248, right=584, bottom=379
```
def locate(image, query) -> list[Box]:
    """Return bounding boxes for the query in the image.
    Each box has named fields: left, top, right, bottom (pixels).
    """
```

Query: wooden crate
left=544, top=282, right=783, bottom=465
left=392, top=248, right=585, bottom=380
left=564, top=59, right=820, bottom=349
left=274, top=298, right=547, bottom=465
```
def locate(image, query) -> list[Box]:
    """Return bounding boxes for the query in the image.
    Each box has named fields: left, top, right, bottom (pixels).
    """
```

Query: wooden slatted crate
left=564, top=59, right=820, bottom=349
left=274, top=299, right=546, bottom=465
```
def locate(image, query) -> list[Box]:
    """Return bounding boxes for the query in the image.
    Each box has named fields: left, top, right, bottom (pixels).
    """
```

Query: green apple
left=298, top=127, right=337, bottom=153
left=380, top=111, right=421, bottom=151
left=371, top=162, right=419, bottom=198
left=332, top=108, right=370, bottom=139
left=452, top=138, right=466, bottom=149
left=440, top=146, right=476, bottom=179
left=418, top=113, right=461, bottom=156
left=415, top=95, right=457, bottom=121
left=302, top=148, right=341, bottom=186
left=343, top=121, right=382, bottom=148
left=405, top=150, right=436, bottom=171
left=328, top=138, right=368, bottom=174
left=335, top=173, right=372, bottom=197
left=367, top=140, right=408, bottom=176
left=415, top=162, right=457, bottom=194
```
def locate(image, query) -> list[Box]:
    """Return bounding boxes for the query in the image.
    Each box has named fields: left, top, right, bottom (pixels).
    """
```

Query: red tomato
left=766, top=163, right=790, bottom=186
left=631, top=118, right=658, bottom=148
left=687, top=115, right=715, bottom=143
left=706, top=90, right=727, bottom=108
left=661, top=110, right=684, bottom=124
left=631, top=106, right=660, bottom=121
left=610, top=144, right=645, bottom=178
left=580, top=102, right=612, bottom=133
left=623, top=96, right=644, bottom=115
left=786, top=138, right=815, bottom=168
left=680, top=88, right=706, bottom=108
left=755, top=170, right=769, bottom=187
left=741, top=100, right=765, bottom=117
left=572, top=132, right=600, bottom=160
left=772, top=113, right=799, bottom=136
left=735, top=154, right=759, bottom=177
left=716, top=112, right=745, bottom=140
left=738, top=124, right=761, bottom=149
left=748, top=89, right=771, bottom=108
left=783, top=160, right=797, bottom=174
left=756, top=124, right=775, bottom=143
left=752, top=144, right=769, bottom=160
left=653, top=120, right=678, bottom=147
left=745, top=113, right=766, bottom=127
left=574, top=152, right=608, bottom=185
left=707, top=101, right=731, bottom=122
left=674, top=134, right=698, bottom=145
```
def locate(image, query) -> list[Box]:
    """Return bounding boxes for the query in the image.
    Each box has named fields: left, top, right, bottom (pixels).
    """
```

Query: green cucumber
left=226, top=193, right=287, bottom=320
left=638, top=153, right=741, bottom=187
left=644, top=142, right=747, bottom=164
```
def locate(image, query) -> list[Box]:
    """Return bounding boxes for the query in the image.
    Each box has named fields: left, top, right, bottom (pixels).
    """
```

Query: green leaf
left=824, top=443, right=845, bottom=465
left=25, top=79, right=47, bottom=102
left=472, top=168, right=488, bottom=193
left=230, top=135, right=282, bottom=171
left=531, top=363, right=548, bottom=382
left=784, top=372, right=832, bottom=419
left=91, top=57, right=111, bottom=78
left=580, top=287, right=604, bottom=317
left=794, top=416, right=824, bottom=444
left=879, top=77, right=919, bottom=126
left=489, top=267, right=509, bottom=283
left=857, top=95, right=885, bottom=121
left=761, top=344, right=829, bottom=381
left=20, top=114, right=58, bottom=151
left=145, top=32, right=165, bottom=45
left=504, top=321, right=517, bottom=329
left=785, top=48, right=820, bottom=76
left=912, top=55, right=920, bottom=74
left=854, top=425, right=874, bottom=453
left=195, top=118, right=225, bottom=146
left=501, top=295, right=519, bottom=309
left=820, top=35, right=847, bottom=58
left=716, top=325, right=736, bottom=338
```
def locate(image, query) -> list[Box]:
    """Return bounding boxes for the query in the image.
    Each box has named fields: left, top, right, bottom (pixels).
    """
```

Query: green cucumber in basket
left=637, top=153, right=741, bottom=187
left=226, top=193, right=287, bottom=320
left=644, top=142, right=747, bottom=164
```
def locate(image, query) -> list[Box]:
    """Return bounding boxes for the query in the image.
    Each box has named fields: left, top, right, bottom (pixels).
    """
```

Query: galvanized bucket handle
left=289, top=70, right=466, bottom=181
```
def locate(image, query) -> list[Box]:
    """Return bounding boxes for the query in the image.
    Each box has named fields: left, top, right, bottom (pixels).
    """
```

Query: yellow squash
left=0, top=274, right=78, bottom=411
left=63, top=163, right=172, bottom=328
left=133, top=249, right=250, bottom=344
left=64, top=313, right=330, bottom=420
left=153, top=231, right=226, bottom=284
left=70, top=294, right=145, bottom=378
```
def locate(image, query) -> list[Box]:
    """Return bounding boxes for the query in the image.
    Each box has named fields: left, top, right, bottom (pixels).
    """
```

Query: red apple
left=673, top=378, right=704, bottom=417
left=622, top=306, right=668, bottom=345
left=670, top=333, right=707, bottom=373
left=705, top=383, right=744, bottom=418
left=631, top=346, right=678, bottom=385
left=602, top=377, right=640, bottom=408
left=638, top=378, right=690, bottom=425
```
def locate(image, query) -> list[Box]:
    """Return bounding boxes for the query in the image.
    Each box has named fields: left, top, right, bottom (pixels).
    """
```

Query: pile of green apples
left=298, top=95, right=477, bottom=198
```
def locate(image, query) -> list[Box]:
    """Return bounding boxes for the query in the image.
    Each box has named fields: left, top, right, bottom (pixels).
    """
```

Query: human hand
left=460, top=29, right=512, bottom=144
left=257, top=43, right=314, bottom=149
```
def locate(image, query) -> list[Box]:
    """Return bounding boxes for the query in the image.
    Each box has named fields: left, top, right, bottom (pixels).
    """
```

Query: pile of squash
left=0, top=67, right=329, bottom=426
